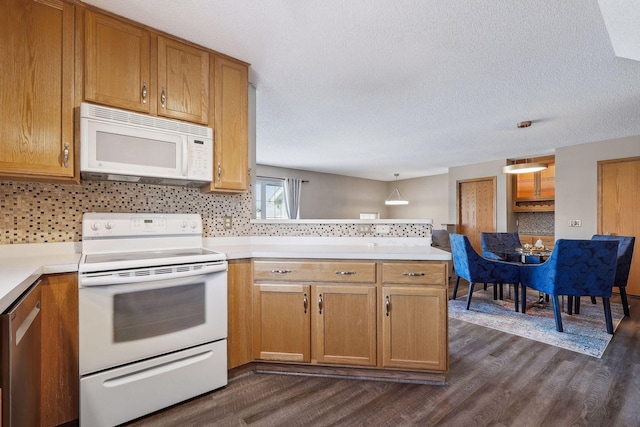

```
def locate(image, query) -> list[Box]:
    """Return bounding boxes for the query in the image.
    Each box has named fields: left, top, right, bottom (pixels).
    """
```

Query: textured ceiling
left=82, top=0, right=640, bottom=181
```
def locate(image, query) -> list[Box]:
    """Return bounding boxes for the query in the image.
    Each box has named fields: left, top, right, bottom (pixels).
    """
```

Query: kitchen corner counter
left=0, top=243, right=80, bottom=313
left=204, top=236, right=452, bottom=261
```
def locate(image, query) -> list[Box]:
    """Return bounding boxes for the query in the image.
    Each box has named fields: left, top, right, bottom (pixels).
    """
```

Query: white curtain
left=284, top=178, right=302, bottom=219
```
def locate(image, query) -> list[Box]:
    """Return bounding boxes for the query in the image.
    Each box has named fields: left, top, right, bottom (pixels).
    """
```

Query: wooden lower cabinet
left=251, top=259, right=448, bottom=376
left=40, top=272, right=78, bottom=427
left=253, top=284, right=311, bottom=362
left=227, top=259, right=253, bottom=369
left=313, top=285, right=377, bottom=366
left=382, top=285, right=448, bottom=371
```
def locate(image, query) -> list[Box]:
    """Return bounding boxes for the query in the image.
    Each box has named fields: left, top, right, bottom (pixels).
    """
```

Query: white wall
left=255, top=165, right=388, bottom=219
left=555, top=135, right=640, bottom=239
left=447, top=159, right=510, bottom=232
left=388, top=174, right=449, bottom=227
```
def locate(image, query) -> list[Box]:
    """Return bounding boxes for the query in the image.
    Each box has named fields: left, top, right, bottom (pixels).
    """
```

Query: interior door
left=598, top=157, right=640, bottom=296
left=458, top=178, right=496, bottom=252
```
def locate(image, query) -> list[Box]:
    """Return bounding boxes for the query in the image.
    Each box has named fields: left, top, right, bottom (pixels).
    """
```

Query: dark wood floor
left=126, top=283, right=640, bottom=427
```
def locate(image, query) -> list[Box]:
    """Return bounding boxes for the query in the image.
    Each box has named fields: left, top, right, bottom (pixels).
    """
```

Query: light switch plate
left=568, top=219, right=582, bottom=227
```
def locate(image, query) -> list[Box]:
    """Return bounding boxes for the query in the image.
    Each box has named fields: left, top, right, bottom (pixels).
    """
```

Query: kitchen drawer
left=253, top=260, right=376, bottom=283
left=382, top=262, right=447, bottom=285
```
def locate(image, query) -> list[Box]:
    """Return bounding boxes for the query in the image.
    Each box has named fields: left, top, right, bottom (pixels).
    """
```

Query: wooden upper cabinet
left=84, top=10, right=151, bottom=113
left=513, top=157, right=555, bottom=212
left=0, top=0, right=76, bottom=182
left=202, top=55, right=249, bottom=193
left=157, top=36, right=209, bottom=124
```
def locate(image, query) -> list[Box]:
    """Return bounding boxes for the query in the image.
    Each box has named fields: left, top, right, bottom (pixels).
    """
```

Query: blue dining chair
left=519, top=239, right=618, bottom=334
left=481, top=232, right=541, bottom=264
left=450, top=233, right=521, bottom=311
left=591, top=235, right=635, bottom=317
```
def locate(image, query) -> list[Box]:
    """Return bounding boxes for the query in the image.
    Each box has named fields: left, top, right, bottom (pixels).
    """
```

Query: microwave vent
left=84, top=103, right=212, bottom=138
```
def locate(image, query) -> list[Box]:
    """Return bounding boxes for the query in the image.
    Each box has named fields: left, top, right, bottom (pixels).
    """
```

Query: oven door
left=79, top=261, right=227, bottom=375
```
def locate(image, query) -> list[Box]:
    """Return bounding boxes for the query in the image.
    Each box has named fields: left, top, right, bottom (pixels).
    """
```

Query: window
left=255, top=177, right=287, bottom=219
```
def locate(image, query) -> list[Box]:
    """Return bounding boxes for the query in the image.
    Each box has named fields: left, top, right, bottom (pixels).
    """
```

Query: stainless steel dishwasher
left=1, top=280, right=42, bottom=427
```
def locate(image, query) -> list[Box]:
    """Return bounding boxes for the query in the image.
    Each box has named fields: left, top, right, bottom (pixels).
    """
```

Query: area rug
left=449, top=288, right=625, bottom=358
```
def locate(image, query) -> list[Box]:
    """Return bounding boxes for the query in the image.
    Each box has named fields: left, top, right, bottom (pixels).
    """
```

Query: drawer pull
left=335, top=271, right=356, bottom=275
left=402, top=272, right=425, bottom=277
left=318, top=294, right=323, bottom=314
left=385, top=295, right=390, bottom=317
left=271, top=269, right=292, bottom=274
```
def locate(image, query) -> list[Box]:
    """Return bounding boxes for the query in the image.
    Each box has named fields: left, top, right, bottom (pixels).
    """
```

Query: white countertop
left=0, top=242, right=81, bottom=313
left=0, top=237, right=450, bottom=313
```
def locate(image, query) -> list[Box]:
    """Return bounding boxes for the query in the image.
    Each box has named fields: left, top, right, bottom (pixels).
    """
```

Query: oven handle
left=79, top=263, right=227, bottom=287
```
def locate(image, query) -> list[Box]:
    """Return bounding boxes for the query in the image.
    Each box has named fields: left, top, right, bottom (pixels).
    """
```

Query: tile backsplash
left=517, top=212, right=555, bottom=235
left=1, top=180, right=431, bottom=244
left=0, top=180, right=252, bottom=244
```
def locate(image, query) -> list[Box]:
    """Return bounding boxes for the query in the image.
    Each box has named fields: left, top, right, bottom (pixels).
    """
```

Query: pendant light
left=502, top=159, right=548, bottom=174
left=502, top=120, right=548, bottom=174
left=385, top=173, right=409, bottom=205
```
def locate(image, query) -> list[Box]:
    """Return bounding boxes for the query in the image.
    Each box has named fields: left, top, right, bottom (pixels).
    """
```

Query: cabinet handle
left=318, top=293, right=323, bottom=314
left=141, top=81, right=147, bottom=104
left=63, top=142, right=69, bottom=168
left=385, top=295, right=390, bottom=317
left=303, top=292, right=307, bottom=314
left=335, top=271, right=356, bottom=275
left=161, top=87, right=166, bottom=108
left=270, top=269, right=291, bottom=274
left=402, top=272, right=425, bottom=277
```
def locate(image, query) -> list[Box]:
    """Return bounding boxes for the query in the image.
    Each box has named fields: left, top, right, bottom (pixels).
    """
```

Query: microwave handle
left=183, top=139, right=189, bottom=176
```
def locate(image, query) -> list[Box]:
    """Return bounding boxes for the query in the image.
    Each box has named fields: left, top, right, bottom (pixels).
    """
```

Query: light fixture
left=385, top=173, right=409, bottom=205
left=502, top=160, right=548, bottom=174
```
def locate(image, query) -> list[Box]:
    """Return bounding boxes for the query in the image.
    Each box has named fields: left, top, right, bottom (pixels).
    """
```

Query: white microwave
left=80, top=103, right=213, bottom=187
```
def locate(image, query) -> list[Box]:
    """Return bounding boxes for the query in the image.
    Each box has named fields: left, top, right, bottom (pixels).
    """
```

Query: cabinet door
left=382, top=286, right=448, bottom=372
left=84, top=10, right=151, bottom=113
left=253, top=284, right=310, bottom=362
left=0, top=0, right=75, bottom=181
left=40, top=273, right=78, bottom=427
left=227, top=259, right=253, bottom=369
left=538, top=162, right=555, bottom=199
left=515, top=172, right=536, bottom=199
left=313, top=285, right=376, bottom=366
left=203, top=55, right=249, bottom=192
left=157, top=36, right=209, bottom=124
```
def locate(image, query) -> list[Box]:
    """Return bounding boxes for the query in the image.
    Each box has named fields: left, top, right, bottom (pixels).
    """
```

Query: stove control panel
left=82, top=213, right=202, bottom=238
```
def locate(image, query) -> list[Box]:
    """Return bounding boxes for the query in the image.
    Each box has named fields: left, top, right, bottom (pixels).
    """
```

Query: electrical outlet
left=568, top=219, right=582, bottom=227
left=223, top=216, right=233, bottom=230
left=357, top=225, right=371, bottom=233
left=376, top=225, right=390, bottom=234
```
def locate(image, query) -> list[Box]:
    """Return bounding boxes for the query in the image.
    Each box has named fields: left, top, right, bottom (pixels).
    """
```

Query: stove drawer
left=80, top=340, right=227, bottom=427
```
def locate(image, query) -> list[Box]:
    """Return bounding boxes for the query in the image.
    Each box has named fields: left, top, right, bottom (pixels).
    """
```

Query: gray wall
left=555, top=135, right=640, bottom=239
left=388, top=174, right=449, bottom=227
left=255, top=165, right=388, bottom=219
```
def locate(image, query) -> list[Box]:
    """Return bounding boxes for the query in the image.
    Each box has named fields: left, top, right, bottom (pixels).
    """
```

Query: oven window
left=113, top=283, right=205, bottom=342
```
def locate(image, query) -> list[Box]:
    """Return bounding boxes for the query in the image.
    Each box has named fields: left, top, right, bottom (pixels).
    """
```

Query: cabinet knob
left=160, top=87, right=166, bottom=108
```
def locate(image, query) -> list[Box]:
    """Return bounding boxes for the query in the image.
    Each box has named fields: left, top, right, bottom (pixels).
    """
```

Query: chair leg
left=552, top=295, right=564, bottom=332
left=453, top=276, right=461, bottom=300
left=514, top=283, right=519, bottom=313
left=521, top=284, right=527, bottom=314
left=603, top=297, right=613, bottom=334
left=499, top=283, right=504, bottom=300
left=619, top=286, right=630, bottom=317
left=484, top=283, right=487, bottom=291
left=493, top=283, right=497, bottom=300
left=567, top=296, right=573, bottom=315
left=575, top=297, right=580, bottom=315
left=590, top=296, right=597, bottom=304
left=466, top=282, right=475, bottom=310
